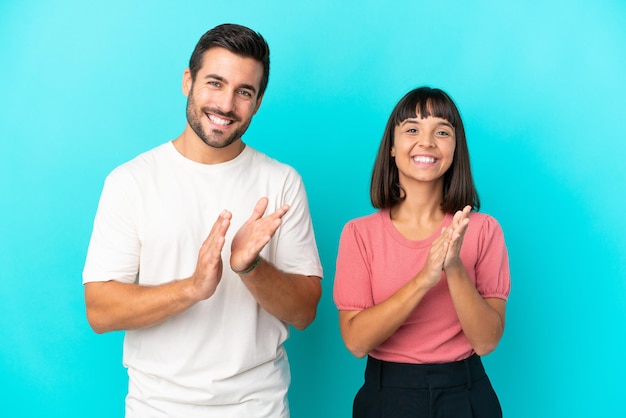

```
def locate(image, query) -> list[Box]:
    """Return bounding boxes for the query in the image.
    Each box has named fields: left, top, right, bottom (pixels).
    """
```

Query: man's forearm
left=84, top=279, right=200, bottom=333
left=238, top=259, right=321, bottom=330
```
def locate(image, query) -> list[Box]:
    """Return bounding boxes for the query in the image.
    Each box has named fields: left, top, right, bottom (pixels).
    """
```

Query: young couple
left=83, top=23, right=510, bottom=418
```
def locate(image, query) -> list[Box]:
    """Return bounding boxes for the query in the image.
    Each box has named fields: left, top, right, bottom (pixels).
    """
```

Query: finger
left=198, top=216, right=229, bottom=266
left=201, top=231, right=227, bottom=258
left=252, top=218, right=283, bottom=247
left=246, top=234, right=273, bottom=258
left=249, top=197, right=269, bottom=221
left=252, top=207, right=288, bottom=239
left=431, top=229, right=450, bottom=254
left=452, top=209, right=465, bottom=226
left=436, top=225, right=451, bottom=241
left=447, top=219, right=470, bottom=257
left=453, top=218, right=470, bottom=240
left=208, top=209, right=231, bottom=233
left=201, top=210, right=230, bottom=246
left=213, top=235, right=226, bottom=253
left=271, top=204, right=290, bottom=219
left=451, top=206, right=470, bottom=229
left=430, top=239, right=449, bottom=271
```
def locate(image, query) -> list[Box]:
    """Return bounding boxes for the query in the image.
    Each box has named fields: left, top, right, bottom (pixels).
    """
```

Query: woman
left=334, top=87, right=510, bottom=417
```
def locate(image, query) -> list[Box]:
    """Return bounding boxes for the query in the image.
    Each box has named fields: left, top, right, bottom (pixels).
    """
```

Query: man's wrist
left=234, top=256, right=262, bottom=275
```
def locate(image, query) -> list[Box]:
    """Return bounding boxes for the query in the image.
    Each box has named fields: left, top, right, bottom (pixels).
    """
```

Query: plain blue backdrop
left=1, top=0, right=625, bottom=416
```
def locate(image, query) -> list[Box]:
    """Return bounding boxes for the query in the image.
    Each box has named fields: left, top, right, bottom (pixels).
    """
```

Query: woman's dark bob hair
left=370, top=87, right=480, bottom=213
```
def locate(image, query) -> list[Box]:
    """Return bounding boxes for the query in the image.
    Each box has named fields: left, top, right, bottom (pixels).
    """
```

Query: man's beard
left=186, top=92, right=252, bottom=149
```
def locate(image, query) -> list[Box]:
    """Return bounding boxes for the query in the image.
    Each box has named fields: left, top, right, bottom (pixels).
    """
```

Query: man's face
left=184, top=47, right=264, bottom=149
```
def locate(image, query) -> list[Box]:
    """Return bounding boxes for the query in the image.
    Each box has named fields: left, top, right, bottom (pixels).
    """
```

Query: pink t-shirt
left=333, top=209, right=510, bottom=364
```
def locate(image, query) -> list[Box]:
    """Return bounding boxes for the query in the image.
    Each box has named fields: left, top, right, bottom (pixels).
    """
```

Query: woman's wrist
left=444, top=260, right=465, bottom=276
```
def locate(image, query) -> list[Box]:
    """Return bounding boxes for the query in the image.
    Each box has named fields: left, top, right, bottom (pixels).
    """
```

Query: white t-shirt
left=83, top=142, right=323, bottom=418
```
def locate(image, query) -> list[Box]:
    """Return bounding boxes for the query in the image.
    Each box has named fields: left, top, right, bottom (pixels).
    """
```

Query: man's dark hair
left=189, top=23, right=270, bottom=98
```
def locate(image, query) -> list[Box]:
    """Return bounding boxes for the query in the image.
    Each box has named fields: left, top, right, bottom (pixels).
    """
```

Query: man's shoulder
left=247, top=146, right=301, bottom=178
left=108, top=142, right=171, bottom=178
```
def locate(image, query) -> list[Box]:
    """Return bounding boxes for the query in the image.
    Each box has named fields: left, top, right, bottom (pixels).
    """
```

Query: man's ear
left=182, top=68, right=192, bottom=97
left=253, top=94, right=264, bottom=115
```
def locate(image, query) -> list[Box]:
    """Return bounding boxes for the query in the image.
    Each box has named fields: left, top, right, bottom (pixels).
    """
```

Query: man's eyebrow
left=237, top=83, right=257, bottom=94
left=204, top=74, right=257, bottom=94
left=204, top=73, right=225, bottom=82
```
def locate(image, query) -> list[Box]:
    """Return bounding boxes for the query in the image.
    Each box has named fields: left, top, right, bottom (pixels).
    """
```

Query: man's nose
left=215, top=90, right=236, bottom=113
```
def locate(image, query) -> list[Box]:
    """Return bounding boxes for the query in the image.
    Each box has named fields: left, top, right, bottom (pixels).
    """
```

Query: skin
left=339, top=115, right=506, bottom=358
left=85, top=47, right=321, bottom=334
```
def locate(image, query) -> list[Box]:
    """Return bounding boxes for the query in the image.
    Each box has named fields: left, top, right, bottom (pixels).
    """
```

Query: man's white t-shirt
left=83, top=142, right=323, bottom=418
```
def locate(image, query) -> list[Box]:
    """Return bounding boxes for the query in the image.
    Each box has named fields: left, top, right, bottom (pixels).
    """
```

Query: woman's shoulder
left=469, top=211, right=502, bottom=225
left=467, top=211, right=506, bottom=240
left=344, top=209, right=387, bottom=229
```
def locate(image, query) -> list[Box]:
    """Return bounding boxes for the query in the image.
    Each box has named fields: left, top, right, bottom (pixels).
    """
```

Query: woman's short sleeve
left=473, top=215, right=511, bottom=301
left=333, top=221, right=375, bottom=311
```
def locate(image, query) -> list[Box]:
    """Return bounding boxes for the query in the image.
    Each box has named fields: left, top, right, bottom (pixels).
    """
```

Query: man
left=83, top=23, right=323, bottom=418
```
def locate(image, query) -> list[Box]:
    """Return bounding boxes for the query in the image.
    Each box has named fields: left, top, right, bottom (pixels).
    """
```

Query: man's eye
left=238, top=90, right=252, bottom=97
left=208, top=81, right=220, bottom=87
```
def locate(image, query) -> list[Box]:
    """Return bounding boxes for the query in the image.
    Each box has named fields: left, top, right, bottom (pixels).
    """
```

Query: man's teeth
left=208, top=114, right=232, bottom=126
left=413, top=156, right=435, bottom=163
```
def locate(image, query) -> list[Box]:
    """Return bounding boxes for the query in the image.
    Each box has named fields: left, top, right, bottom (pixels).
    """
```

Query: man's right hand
left=85, top=209, right=233, bottom=333
left=190, top=210, right=232, bottom=301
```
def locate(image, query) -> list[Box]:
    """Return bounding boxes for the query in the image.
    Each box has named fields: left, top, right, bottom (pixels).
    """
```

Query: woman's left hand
left=443, top=205, right=471, bottom=270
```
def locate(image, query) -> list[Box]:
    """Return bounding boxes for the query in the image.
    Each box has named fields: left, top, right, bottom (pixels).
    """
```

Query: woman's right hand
left=418, top=227, right=451, bottom=289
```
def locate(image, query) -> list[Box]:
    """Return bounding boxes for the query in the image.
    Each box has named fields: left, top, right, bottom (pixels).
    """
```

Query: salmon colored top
left=333, top=209, right=510, bottom=364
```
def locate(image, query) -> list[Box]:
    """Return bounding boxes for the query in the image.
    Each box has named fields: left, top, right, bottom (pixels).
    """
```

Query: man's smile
left=207, top=113, right=233, bottom=126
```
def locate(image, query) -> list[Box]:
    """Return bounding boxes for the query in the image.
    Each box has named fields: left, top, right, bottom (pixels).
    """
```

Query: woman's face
left=391, top=115, right=456, bottom=187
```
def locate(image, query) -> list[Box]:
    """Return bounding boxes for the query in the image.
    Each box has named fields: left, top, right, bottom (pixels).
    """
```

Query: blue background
left=1, top=0, right=625, bottom=416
